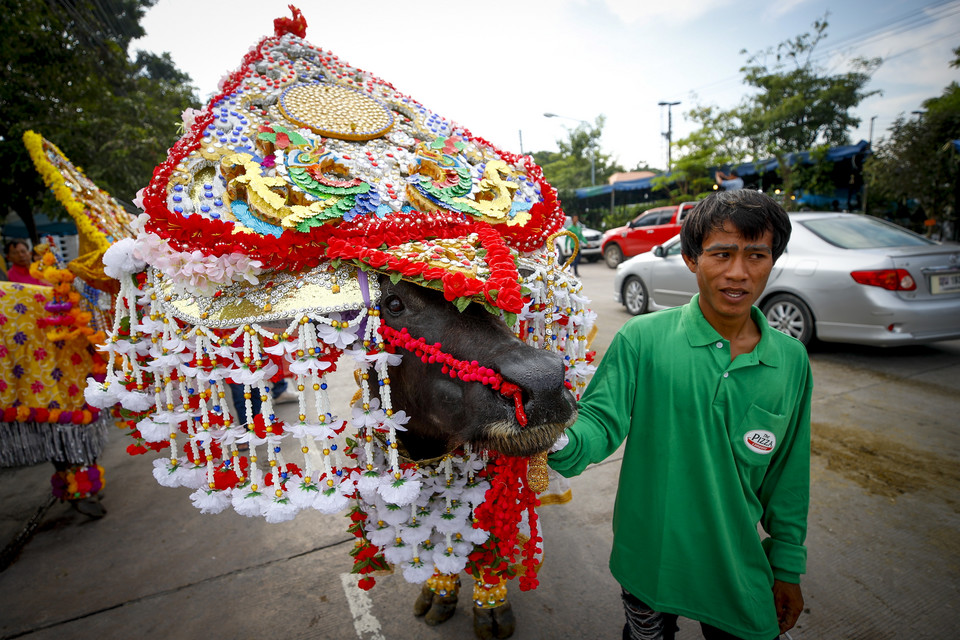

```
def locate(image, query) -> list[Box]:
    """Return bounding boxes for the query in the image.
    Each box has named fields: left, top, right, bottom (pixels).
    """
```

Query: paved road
left=1, top=258, right=958, bottom=639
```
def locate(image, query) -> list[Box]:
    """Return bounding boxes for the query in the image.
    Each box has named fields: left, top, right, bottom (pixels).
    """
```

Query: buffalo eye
left=384, top=294, right=405, bottom=315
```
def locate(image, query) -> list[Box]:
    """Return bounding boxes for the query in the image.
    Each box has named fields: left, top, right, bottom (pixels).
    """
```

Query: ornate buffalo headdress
left=87, top=7, right=595, bottom=592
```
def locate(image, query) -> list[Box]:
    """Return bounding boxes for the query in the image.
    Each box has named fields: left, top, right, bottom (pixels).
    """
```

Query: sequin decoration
left=158, top=263, right=370, bottom=328
left=280, top=83, right=394, bottom=141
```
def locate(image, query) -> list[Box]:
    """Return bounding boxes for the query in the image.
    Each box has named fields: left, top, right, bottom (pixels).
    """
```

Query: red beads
left=378, top=325, right=503, bottom=391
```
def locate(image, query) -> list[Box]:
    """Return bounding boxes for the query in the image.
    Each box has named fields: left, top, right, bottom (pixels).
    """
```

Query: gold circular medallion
left=279, top=83, right=394, bottom=141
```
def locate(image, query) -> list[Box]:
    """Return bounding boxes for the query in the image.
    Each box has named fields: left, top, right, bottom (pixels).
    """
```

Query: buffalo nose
left=495, top=347, right=567, bottom=398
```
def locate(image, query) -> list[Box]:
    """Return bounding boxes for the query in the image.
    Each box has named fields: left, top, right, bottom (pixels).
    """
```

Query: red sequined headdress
left=132, top=7, right=565, bottom=320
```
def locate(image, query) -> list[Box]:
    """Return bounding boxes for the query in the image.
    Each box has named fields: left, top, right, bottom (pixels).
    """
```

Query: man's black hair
left=4, top=239, right=28, bottom=257
left=680, top=190, right=790, bottom=262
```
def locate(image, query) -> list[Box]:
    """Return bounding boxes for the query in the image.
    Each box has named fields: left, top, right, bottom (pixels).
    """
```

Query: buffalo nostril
left=493, top=347, right=570, bottom=427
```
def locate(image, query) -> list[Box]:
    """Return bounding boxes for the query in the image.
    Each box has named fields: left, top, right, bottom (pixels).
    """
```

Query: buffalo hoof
left=70, top=495, right=106, bottom=519
left=473, top=602, right=515, bottom=639
left=413, top=583, right=433, bottom=617
left=413, top=583, right=459, bottom=626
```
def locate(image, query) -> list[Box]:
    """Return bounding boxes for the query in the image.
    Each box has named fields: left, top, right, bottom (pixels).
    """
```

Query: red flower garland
left=467, top=454, right=542, bottom=591
left=346, top=505, right=390, bottom=590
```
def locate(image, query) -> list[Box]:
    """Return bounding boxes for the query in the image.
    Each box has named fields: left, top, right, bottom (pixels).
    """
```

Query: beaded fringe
left=0, top=414, right=110, bottom=467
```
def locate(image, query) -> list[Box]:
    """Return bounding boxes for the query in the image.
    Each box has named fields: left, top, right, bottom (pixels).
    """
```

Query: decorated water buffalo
left=86, top=7, right=594, bottom=639
left=0, top=131, right=138, bottom=520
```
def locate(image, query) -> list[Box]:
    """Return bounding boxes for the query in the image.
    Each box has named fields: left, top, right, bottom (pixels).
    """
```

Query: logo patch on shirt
left=744, top=430, right=776, bottom=454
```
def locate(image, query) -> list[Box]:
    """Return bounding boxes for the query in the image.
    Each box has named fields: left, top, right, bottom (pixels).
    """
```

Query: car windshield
left=800, top=216, right=936, bottom=249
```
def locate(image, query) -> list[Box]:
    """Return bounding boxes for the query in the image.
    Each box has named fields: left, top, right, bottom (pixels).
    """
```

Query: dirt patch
left=811, top=422, right=960, bottom=506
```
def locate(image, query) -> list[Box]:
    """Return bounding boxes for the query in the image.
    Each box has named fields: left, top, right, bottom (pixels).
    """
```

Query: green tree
left=0, top=0, right=198, bottom=240
left=866, top=48, right=960, bottom=239
left=734, top=15, right=880, bottom=207
left=671, top=16, right=880, bottom=208
left=532, top=115, right=624, bottom=223
left=653, top=105, right=742, bottom=201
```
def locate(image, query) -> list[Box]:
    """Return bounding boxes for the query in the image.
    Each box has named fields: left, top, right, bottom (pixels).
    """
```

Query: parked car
left=556, top=218, right=602, bottom=263
left=600, top=201, right=697, bottom=268
left=613, top=212, right=960, bottom=347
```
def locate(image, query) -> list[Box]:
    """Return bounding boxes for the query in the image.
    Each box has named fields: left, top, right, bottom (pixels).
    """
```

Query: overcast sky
left=133, top=0, right=960, bottom=180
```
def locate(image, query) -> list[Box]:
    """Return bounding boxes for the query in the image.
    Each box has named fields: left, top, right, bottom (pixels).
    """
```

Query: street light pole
left=862, top=115, right=876, bottom=215
left=658, top=101, right=681, bottom=172
left=544, top=112, right=596, bottom=185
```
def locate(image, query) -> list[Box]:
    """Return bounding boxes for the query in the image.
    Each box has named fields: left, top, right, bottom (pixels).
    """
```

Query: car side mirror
left=653, top=245, right=665, bottom=257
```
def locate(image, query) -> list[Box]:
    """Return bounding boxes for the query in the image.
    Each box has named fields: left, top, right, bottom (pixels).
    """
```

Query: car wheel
left=604, top=244, right=623, bottom=268
left=622, top=276, right=648, bottom=315
left=762, top=293, right=814, bottom=346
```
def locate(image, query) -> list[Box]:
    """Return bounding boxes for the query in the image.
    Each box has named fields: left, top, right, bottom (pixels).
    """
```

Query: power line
left=820, top=2, right=960, bottom=70
left=666, top=0, right=960, bottom=104
left=883, top=28, right=960, bottom=62
left=817, top=0, right=958, bottom=56
left=47, top=0, right=102, bottom=49
left=88, top=0, right=129, bottom=42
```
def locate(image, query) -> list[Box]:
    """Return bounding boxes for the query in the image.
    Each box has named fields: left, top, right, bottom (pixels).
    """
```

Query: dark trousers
left=621, top=589, right=778, bottom=640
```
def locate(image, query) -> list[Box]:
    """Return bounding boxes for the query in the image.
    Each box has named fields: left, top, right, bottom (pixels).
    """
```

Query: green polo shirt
left=549, top=295, right=812, bottom=640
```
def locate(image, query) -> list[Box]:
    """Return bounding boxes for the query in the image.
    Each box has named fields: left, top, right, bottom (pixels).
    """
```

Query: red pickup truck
left=600, top=201, right=697, bottom=268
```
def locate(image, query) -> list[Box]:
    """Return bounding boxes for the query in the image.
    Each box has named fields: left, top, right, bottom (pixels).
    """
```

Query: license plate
left=931, top=273, right=960, bottom=294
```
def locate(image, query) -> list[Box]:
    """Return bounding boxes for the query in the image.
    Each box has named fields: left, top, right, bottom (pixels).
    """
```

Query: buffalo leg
left=472, top=578, right=515, bottom=639
left=413, top=571, right=460, bottom=626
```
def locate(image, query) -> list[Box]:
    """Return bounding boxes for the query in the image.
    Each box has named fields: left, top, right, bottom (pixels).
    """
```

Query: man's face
left=6, top=243, right=31, bottom=268
left=682, top=224, right=775, bottom=327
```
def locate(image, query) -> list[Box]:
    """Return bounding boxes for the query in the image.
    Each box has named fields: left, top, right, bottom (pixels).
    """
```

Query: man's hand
left=772, top=580, right=803, bottom=633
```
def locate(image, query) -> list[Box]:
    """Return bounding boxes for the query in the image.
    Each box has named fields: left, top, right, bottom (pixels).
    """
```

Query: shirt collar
left=681, top=294, right=781, bottom=367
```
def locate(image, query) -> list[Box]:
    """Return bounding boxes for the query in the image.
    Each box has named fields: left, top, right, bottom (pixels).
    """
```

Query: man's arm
left=758, top=356, right=812, bottom=635
left=759, top=356, right=813, bottom=581
left=548, top=329, right=639, bottom=477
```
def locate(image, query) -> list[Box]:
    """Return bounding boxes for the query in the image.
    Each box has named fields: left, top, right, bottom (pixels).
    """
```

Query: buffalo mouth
left=470, top=404, right=577, bottom=458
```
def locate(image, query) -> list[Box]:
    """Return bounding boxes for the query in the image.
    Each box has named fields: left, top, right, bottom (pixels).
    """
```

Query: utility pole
left=862, top=115, right=876, bottom=215
left=518, top=129, right=524, bottom=155
left=658, top=101, right=681, bottom=171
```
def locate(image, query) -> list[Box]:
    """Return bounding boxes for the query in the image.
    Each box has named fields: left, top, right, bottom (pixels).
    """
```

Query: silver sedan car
left=613, top=212, right=960, bottom=347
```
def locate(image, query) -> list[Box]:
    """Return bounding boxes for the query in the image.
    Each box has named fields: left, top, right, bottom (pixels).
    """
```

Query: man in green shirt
left=549, top=190, right=811, bottom=640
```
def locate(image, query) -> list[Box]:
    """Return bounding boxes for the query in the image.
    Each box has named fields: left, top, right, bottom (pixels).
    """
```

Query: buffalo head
left=374, top=278, right=577, bottom=462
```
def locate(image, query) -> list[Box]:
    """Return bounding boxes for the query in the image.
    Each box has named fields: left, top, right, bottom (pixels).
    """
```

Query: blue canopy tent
left=3, top=212, right=78, bottom=239
left=3, top=213, right=80, bottom=262
left=575, top=140, right=872, bottom=214
left=723, top=140, right=871, bottom=180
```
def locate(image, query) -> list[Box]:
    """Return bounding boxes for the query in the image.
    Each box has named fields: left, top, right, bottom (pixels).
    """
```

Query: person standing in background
left=4, top=240, right=49, bottom=286
left=715, top=169, right=744, bottom=191
left=568, top=214, right=586, bottom=277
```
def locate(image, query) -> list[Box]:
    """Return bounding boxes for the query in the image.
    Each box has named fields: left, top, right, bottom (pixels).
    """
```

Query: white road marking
left=340, top=573, right=386, bottom=640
